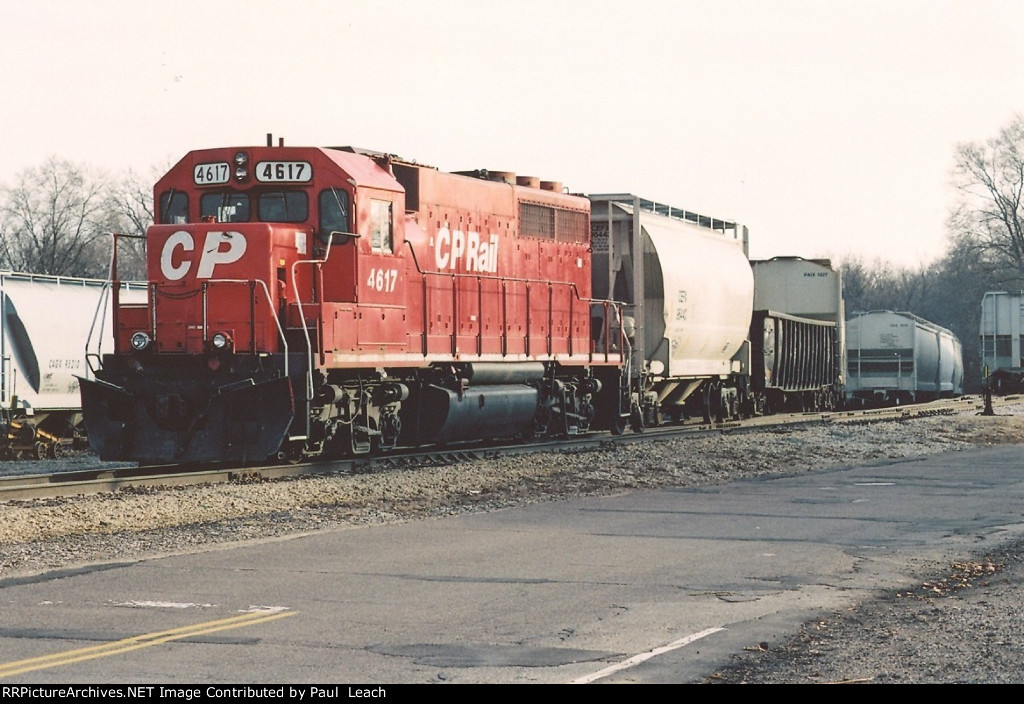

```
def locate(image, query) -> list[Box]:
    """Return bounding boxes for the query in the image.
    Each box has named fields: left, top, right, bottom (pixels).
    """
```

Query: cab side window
left=319, top=188, right=350, bottom=236
left=370, top=199, right=393, bottom=253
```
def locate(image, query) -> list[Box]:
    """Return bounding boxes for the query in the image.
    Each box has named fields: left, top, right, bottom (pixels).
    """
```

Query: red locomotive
left=80, top=139, right=628, bottom=464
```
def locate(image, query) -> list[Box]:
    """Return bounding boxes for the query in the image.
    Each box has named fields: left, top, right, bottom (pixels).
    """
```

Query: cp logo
left=160, top=230, right=247, bottom=281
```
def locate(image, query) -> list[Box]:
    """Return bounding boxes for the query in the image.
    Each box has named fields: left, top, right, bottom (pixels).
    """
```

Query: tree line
left=842, top=114, right=1024, bottom=392
left=0, top=157, right=150, bottom=280
left=5, top=116, right=1024, bottom=391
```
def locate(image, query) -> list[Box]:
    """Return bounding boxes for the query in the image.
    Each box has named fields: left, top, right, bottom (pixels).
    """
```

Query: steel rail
left=0, top=395, right=1001, bottom=502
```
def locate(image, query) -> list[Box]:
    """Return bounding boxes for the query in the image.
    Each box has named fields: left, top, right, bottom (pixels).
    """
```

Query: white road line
left=110, top=601, right=215, bottom=609
left=571, top=627, right=726, bottom=684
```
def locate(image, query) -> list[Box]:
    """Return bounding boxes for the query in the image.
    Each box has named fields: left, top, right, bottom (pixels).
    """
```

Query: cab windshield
left=199, top=190, right=309, bottom=224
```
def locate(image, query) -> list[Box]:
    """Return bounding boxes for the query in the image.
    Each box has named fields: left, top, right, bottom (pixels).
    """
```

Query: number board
left=193, top=162, right=230, bottom=185
left=256, top=161, right=313, bottom=183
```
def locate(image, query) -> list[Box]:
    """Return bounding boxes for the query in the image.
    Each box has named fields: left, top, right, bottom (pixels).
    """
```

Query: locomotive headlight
left=211, top=332, right=232, bottom=350
left=130, top=331, right=152, bottom=351
left=233, top=152, right=250, bottom=181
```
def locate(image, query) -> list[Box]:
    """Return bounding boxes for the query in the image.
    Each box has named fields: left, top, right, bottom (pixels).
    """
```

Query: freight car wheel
left=702, top=382, right=716, bottom=424
left=48, top=442, right=71, bottom=459
left=629, top=405, right=645, bottom=433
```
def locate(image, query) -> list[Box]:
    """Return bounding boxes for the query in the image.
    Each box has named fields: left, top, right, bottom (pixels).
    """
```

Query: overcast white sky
left=3, top=0, right=1022, bottom=267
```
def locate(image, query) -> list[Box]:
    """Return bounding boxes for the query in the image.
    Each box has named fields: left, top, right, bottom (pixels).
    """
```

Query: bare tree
left=102, top=169, right=154, bottom=280
left=950, top=115, right=1024, bottom=277
left=0, top=157, right=111, bottom=277
left=839, top=256, right=931, bottom=314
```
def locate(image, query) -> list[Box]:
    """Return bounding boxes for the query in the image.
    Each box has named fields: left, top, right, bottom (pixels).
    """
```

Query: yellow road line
left=0, top=610, right=296, bottom=678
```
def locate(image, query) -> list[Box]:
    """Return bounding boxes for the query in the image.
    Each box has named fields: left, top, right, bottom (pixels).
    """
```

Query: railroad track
left=0, top=394, right=1002, bottom=502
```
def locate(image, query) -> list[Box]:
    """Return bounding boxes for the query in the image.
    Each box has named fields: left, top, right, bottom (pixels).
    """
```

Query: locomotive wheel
left=353, top=417, right=381, bottom=457
left=277, top=443, right=305, bottom=465
left=610, top=416, right=627, bottom=435
left=33, top=441, right=48, bottom=460
left=532, top=405, right=552, bottom=438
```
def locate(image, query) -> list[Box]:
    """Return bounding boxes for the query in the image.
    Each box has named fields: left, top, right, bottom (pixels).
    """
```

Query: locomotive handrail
left=290, top=236, right=335, bottom=446
left=292, top=234, right=333, bottom=400
left=85, top=281, right=113, bottom=376
left=401, top=240, right=628, bottom=364
left=198, top=278, right=289, bottom=377
left=85, top=237, right=121, bottom=371
left=86, top=233, right=125, bottom=373
left=86, top=232, right=149, bottom=373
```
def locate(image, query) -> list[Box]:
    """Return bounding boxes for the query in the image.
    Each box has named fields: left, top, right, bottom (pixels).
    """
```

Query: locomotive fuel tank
left=405, top=363, right=545, bottom=444
left=412, top=384, right=540, bottom=445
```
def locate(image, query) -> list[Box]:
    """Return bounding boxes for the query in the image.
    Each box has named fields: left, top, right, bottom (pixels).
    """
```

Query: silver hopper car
left=846, top=310, right=964, bottom=406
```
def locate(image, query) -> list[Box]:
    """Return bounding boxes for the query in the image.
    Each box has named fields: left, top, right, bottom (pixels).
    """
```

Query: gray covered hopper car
left=979, top=291, right=1024, bottom=393
left=846, top=310, right=964, bottom=406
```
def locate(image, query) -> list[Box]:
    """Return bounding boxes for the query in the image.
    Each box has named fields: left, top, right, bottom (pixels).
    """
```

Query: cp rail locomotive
left=78, top=139, right=843, bottom=465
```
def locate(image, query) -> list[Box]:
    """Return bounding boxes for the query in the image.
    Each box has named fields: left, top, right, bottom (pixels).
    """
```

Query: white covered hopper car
left=589, top=194, right=752, bottom=426
left=0, top=272, right=145, bottom=457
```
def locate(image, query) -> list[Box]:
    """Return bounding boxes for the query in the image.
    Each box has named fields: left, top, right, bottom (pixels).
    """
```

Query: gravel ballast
left=2, top=403, right=1024, bottom=683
